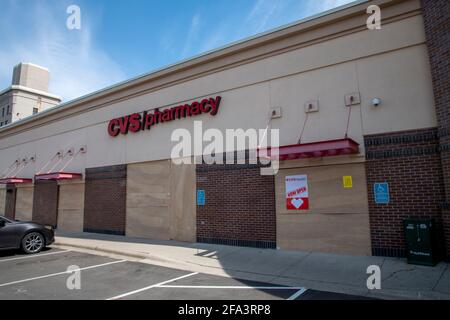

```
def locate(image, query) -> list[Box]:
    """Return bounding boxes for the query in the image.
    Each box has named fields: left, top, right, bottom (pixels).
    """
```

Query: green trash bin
left=404, top=218, right=440, bottom=266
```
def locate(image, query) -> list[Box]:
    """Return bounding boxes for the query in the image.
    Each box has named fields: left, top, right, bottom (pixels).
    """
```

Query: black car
left=0, top=216, right=55, bottom=254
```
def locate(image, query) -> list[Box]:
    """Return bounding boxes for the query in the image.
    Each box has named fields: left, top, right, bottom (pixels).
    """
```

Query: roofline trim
left=0, top=85, right=61, bottom=100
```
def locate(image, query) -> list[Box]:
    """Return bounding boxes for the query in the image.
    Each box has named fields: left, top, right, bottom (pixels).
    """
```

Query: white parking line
left=0, top=260, right=126, bottom=287
left=158, top=285, right=305, bottom=290
left=159, top=284, right=308, bottom=300
left=107, top=272, right=199, bottom=300
left=0, top=250, right=71, bottom=263
left=287, top=288, right=307, bottom=300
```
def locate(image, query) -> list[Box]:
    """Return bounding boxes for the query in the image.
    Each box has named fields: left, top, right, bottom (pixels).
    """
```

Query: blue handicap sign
left=197, top=189, right=205, bottom=206
left=374, top=183, right=390, bottom=204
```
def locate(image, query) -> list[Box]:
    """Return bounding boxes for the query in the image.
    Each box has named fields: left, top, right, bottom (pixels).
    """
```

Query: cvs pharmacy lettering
left=108, top=96, right=222, bottom=137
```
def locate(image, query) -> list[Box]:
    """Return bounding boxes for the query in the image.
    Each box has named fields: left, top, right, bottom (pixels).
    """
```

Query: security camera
left=372, top=98, right=381, bottom=107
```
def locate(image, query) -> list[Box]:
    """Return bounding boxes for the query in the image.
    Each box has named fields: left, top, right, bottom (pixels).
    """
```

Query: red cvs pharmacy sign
left=286, top=175, right=309, bottom=210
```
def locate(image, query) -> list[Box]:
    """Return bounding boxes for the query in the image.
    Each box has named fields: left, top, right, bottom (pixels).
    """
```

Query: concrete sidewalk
left=53, top=232, right=450, bottom=300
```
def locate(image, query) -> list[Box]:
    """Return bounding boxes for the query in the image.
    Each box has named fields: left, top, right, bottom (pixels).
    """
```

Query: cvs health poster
left=285, top=175, right=309, bottom=210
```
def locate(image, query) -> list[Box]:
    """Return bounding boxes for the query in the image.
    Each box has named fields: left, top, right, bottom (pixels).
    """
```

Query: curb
left=53, top=241, right=185, bottom=266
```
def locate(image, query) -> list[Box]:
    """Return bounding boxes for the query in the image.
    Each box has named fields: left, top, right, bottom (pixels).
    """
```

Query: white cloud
left=0, top=0, right=356, bottom=102
left=304, top=0, right=355, bottom=14
left=245, top=0, right=291, bottom=33
left=196, top=0, right=290, bottom=54
left=181, top=13, right=202, bottom=59
left=199, top=0, right=355, bottom=54
left=0, top=2, right=126, bottom=102
left=199, top=24, right=229, bottom=54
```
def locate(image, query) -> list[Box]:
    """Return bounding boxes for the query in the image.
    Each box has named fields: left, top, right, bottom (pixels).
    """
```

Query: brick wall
left=32, top=180, right=59, bottom=227
left=421, top=0, right=450, bottom=259
left=4, top=184, right=16, bottom=220
left=196, top=161, right=276, bottom=249
left=84, top=165, right=127, bottom=235
left=365, top=128, right=445, bottom=257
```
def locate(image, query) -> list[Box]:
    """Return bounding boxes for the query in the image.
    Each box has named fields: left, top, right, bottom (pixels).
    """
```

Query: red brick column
left=196, top=162, right=276, bottom=249
left=84, top=165, right=127, bottom=235
left=365, top=128, right=445, bottom=257
left=32, top=180, right=59, bottom=227
left=421, top=0, right=450, bottom=259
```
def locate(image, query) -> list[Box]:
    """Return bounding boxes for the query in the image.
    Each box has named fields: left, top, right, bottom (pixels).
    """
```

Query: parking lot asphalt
left=0, top=247, right=372, bottom=300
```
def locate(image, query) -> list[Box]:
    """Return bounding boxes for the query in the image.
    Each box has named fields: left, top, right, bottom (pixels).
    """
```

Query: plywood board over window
left=0, top=187, right=6, bottom=215
left=15, top=184, right=34, bottom=222
left=58, top=182, right=85, bottom=232
left=4, top=185, right=16, bottom=219
left=126, top=159, right=196, bottom=242
left=276, top=162, right=371, bottom=256
left=168, top=160, right=196, bottom=242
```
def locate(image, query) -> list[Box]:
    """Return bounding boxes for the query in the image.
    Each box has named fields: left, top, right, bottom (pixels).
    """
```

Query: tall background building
left=0, top=63, right=61, bottom=127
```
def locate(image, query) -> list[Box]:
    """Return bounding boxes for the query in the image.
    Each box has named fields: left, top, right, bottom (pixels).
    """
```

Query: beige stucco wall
left=15, top=184, right=34, bottom=221
left=57, top=182, right=84, bottom=232
left=0, top=12, right=436, bottom=176
left=11, top=91, right=60, bottom=123
left=0, top=187, right=6, bottom=215
left=276, top=162, right=371, bottom=255
left=126, top=160, right=196, bottom=242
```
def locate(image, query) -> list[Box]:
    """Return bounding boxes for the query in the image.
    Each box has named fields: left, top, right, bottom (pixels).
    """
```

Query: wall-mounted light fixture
left=371, top=98, right=382, bottom=107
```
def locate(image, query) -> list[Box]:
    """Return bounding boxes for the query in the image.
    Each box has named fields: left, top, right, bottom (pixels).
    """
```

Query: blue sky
left=0, top=0, right=354, bottom=101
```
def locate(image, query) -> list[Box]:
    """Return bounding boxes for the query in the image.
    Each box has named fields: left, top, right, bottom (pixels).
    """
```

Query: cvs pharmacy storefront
left=1, top=0, right=449, bottom=258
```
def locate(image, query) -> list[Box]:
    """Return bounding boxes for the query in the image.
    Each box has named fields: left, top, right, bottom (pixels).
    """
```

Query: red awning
left=258, top=138, right=359, bottom=161
left=0, top=177, right=33, bottom=184
left=35, top=172, right=82, bottom=181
